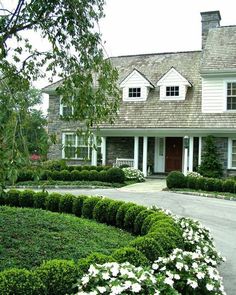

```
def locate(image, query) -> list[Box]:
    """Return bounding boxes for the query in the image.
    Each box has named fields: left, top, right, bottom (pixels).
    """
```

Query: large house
left=43, top=11, right=236, bottom=177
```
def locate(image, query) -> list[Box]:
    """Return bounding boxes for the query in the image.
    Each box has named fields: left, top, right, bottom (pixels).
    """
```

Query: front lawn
left=0, top=206, right=135, bottom=271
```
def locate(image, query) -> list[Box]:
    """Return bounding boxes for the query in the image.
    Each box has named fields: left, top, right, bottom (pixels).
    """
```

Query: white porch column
left=198, top=137, right=202, bottom=166
left=189, top=136, right=194, bottom=172
left=91, top=135, right=97, bottom=166
left=142, top=136, right=148, bottom=177
left=134, top=136, right=139, bottom=169
left=183, top=136, right=189, bottom=176
left=101, top=137, right=106, bottom=166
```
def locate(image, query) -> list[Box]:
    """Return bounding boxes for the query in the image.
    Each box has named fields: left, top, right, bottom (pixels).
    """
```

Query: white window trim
left=122, top=86, right=147, bottom=102
left=228, top=138, right=236, bottom=169
left=225, top=80, right=236, bottom=112
left=165, top=86, right=180, bottom=97
left=60, top=97, right=74, bottom=116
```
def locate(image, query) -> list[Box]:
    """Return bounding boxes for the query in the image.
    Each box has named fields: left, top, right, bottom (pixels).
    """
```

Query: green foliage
left=116, top=202, right=136, bottom=229
left=149, top=225, right=183, bottom=248
left=5, top=189, right=20, bottom=207
left=42, top=160, right=67, bottom=171
left=147, top=230, right=177, bottom=253
left=33, top=191, right=48, bottom=209
left=45, top=193, right=61, bottom=212
left=133, top=209, right=155, bottom=235
left=93, top=198, right=113, bottom=223
left=78, top=253, right=114, bottom=274
left=97, top=170, right=108, bottom=182
left=17, top=168, right=34, bottom=182
left=123, top=205, right=146, bottom=233
left=35, top=259, right=78, bottom=295
left=0, top=268, right=45, bottom=295
left=112, top=247, right=149, bottom=267
left=141, top=212, right=171, bottom=235
left=106, top=200, right=124, bottom=226
left=106, top=167, right=125, bottom=183
left=130, top=236, right=164, bottom=262
left=72, top=195, right=88, bottom=217
left=19, top=190, right=35, bottom=208
left=59, top=170, right=71, bottom=181
left=70, top=170, right=81, bottom=181
left=166, top=171, right=186, bottom=189
left=82, top=196, right=101, bottom=219
left=222, top=179, right=235, bottom=193
left=198, top=136, right=223, bottom=178
left=186, top=175, right=197, bottom=189
left=59, top=193, right=75, bottom=213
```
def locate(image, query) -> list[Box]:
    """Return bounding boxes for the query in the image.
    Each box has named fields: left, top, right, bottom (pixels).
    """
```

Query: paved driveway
left=34, top=182, right=236, bottom=295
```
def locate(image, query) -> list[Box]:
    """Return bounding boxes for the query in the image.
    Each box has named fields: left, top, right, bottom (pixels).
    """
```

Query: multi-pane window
left=232, top=140, right=236, bottom=168
left=63, top=133, right=101, bottom=160
left=128, top=88, right=141, bottom=98
left=227, top=82, right=236, bottom=110
left=60, top=97, right=74, bottom=116
left=166, top=86, right=179, bottom=96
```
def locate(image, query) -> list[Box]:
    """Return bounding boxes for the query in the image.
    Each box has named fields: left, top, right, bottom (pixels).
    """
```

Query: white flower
left=196, top=272, right=205, bottom=279
left=97, top=286, right=106, bottom=293
left=192, top=262, right=198, bottom=269
left=88, top=265, right=99, bottom=276
left=131, top=283, right=142, bottom=293
left=123, top=280, right=132, bottom=289
left=206, top=283, right=214, bottom=291
left=154, top=291, right=160, bottom=295
left=102, top=272, right=110, bottom=280
left=152, top=263, right=159, bottom=270
left=176, top=262, right=184, bottom=270
left=174, top=274, right=180, bottom=280
left=164, top=277, right=174, bottom=287
left=187, top=279, right=198, bottom=289
left=111, top=285, right=123, bottom=295
left=81, top=275, right=89, bottom=285
left=89, top=292, right=98, bottom=295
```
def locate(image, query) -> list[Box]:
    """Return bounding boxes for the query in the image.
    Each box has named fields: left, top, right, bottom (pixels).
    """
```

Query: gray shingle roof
left=201, top=26, right=236, bottom=73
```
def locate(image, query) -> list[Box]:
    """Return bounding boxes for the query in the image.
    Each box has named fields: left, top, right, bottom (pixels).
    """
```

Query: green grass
left=0, top=206, right=135, bottom=271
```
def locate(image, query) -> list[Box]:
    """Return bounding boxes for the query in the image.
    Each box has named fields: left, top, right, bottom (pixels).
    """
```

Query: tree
left=0, top=0, right=120, bottom=187
left=198, top=136, right=223, bottom=178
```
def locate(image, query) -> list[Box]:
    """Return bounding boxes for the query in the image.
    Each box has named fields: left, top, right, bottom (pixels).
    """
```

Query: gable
left=157, top=67, right=191, bottom=87
left=120, top=69, right=154, bottom=88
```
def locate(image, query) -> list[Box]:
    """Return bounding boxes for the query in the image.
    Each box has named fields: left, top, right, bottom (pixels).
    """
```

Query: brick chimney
left=201, top=11, right=221, bottom=49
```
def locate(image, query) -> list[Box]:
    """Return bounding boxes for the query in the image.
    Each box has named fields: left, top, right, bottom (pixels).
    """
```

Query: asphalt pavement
left=32, top=180, right=236, bottom=295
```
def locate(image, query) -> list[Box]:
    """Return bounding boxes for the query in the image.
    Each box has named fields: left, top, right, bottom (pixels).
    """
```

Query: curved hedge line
left=0, top=189, right=183, bottom=294
left=167, top=170, right=236, bottom=194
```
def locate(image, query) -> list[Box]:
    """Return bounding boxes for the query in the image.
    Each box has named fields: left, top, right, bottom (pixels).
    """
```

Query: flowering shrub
left=75, top=262, right=180, bottom=295
left=187, top=171, right=203, bottom=178
left=122, top=168, right=145, bottom=182
left=152, top=249, right=226, bottom=295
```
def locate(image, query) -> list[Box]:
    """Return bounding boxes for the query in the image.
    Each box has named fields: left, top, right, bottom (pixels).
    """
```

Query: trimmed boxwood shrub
left=213, top=179, right=223, bottom=192
left=17, top=169, right=34, bottom=182
left=45, top=193, right=61, bottom=212
left=88, top=170, right=99, bottom=181
left=93, top=198, right=114, bottom=223
left=59, top=170, right=71, bottom=181
left=78, top=253, right=114, bottom=274
left=59, top=194, right=75, bottom=213
left=5, top=189, right=21, bottom=207
left=147, top=230, right=177, bottom=254
left=106, top=200, right=124, bottom=226
left=72, top=195, right=88, bottom=217
left=70, top=170, right=81, bottom=181
left=141, top=212, right=172, bottom=235
left=195, top=177, right=207, bottom=190
left=82, top=196, right=101, bottom=219
left=19, top=190, right=35, bottom=208
left=33, top=191, right=48, bottom=209
left=97, top=170, right=108, bottom=182
left=186, top=176, right=197, bottom=189
left=123, top=205, right=146, bottom=233
left=112, top=247, right=149, bottom=267
left=35, top=259, right=78, bottom=295
left=129, top=237, right=164, bottom=262
left=40, top=169, right=51, bottom=181
left=51, top=171, right=61, bottom=181
left=149, top=225, right=183, bottom=248
left=166, top=171, right=186, bottom=189
left=222, top=179, right=235, bottom=193
left=107, top=167, right=125, bottom=183
left=0, top=268, right=45, bottom=295
left=116, top=202, right=136, bottom=229
left=133, top=209, right=155, bottom=235
left=80, top=170, right=90, bottom=181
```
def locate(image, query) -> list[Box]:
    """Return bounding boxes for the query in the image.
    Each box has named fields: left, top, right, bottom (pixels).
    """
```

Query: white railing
left=115, top=158, right=134, bottom=168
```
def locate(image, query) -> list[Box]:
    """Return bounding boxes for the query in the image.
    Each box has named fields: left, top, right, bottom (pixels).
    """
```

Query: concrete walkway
left=31, top=180, right=236, bottom=295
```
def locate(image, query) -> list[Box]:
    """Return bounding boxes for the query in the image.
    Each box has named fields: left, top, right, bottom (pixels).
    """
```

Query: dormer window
left=166, top=86, right=179, bottom=97
left=129, top=87, right=141, bottom=98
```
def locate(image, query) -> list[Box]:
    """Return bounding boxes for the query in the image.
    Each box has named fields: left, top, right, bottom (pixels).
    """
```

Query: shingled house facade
left=43, top=11, right=236, bottom=177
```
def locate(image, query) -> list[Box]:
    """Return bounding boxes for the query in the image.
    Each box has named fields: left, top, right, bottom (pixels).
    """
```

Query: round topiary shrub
left=106, top=167, right=125, bottom=183
left=45, top=193, right=61, bottom=212
left=59, top=194, right=75, bottom=213
left=78, top=253, right=114, bottom=274
left=5, top=189, right=21, bottom=207
left=106, top=200, right=124, bottom=226
left=70, top=170, right=81, bottom=181
left=19, top=190, right=35, bottom=208
left=82, top=196, right=102, bottom=219
left=213, top=178, right=223, bottom=192
left=116, top=202, right=136, bottom=229
left=35, top=259, right=78, bottom=295
left=17, top=169, right=34, bottom=182
left=149, top=225, right=183, bottom=248
left=123, top=205, right=146, bottom=233
left=40, top=169, right=51, bottom=181
left=166, top=171, right=186, bottom=189
left=129, top=236, right=164, bottom=262
left=75, top=166, right=82, bottom=171
left=51, top=171, right=61, bottom=181
left=59, top=170, right=71, bottom=181
left=186, top=175, right=197, bottom=189
left=147, top=230, right=177, bottom=254
left=80, top=170, right=90, bottom=181
left=97, top=170, right=108, bottom=182
left=141, top=212, right=172, bottom=235
left=33, top=191, right=48, bottom=209
left=195, top=177, right=207, bottom=190
left=0, top=268, right=45, bottom=295
left=222, top=179, right=236, bottom=193
left=133, top=209, right=155, bottom=235
left=112, top=247, right=149, bottom=267
left=72, top=195, right=88, bottom=217
left=93, top=198, right=114, bottom=223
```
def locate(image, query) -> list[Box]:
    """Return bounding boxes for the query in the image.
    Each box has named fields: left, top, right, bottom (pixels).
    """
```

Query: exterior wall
left=202, top=76, right=236, bottom=113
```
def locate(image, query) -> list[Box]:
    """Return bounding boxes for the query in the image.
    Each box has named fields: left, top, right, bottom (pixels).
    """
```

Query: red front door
left=165, top=137, right=183, bottom=172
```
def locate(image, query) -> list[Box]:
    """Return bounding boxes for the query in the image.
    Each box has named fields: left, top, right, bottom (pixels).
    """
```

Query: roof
left=201, top=26, right=236, bottom=73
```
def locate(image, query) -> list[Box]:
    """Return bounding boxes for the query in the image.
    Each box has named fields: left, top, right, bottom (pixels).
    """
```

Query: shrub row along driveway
left=32, top=185, right=236, bottom=295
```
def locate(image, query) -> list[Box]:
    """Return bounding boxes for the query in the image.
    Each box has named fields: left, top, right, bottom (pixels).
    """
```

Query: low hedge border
left=167, top=171, right=236, bottom=199
left=0, top=189, right=183, bottom=294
